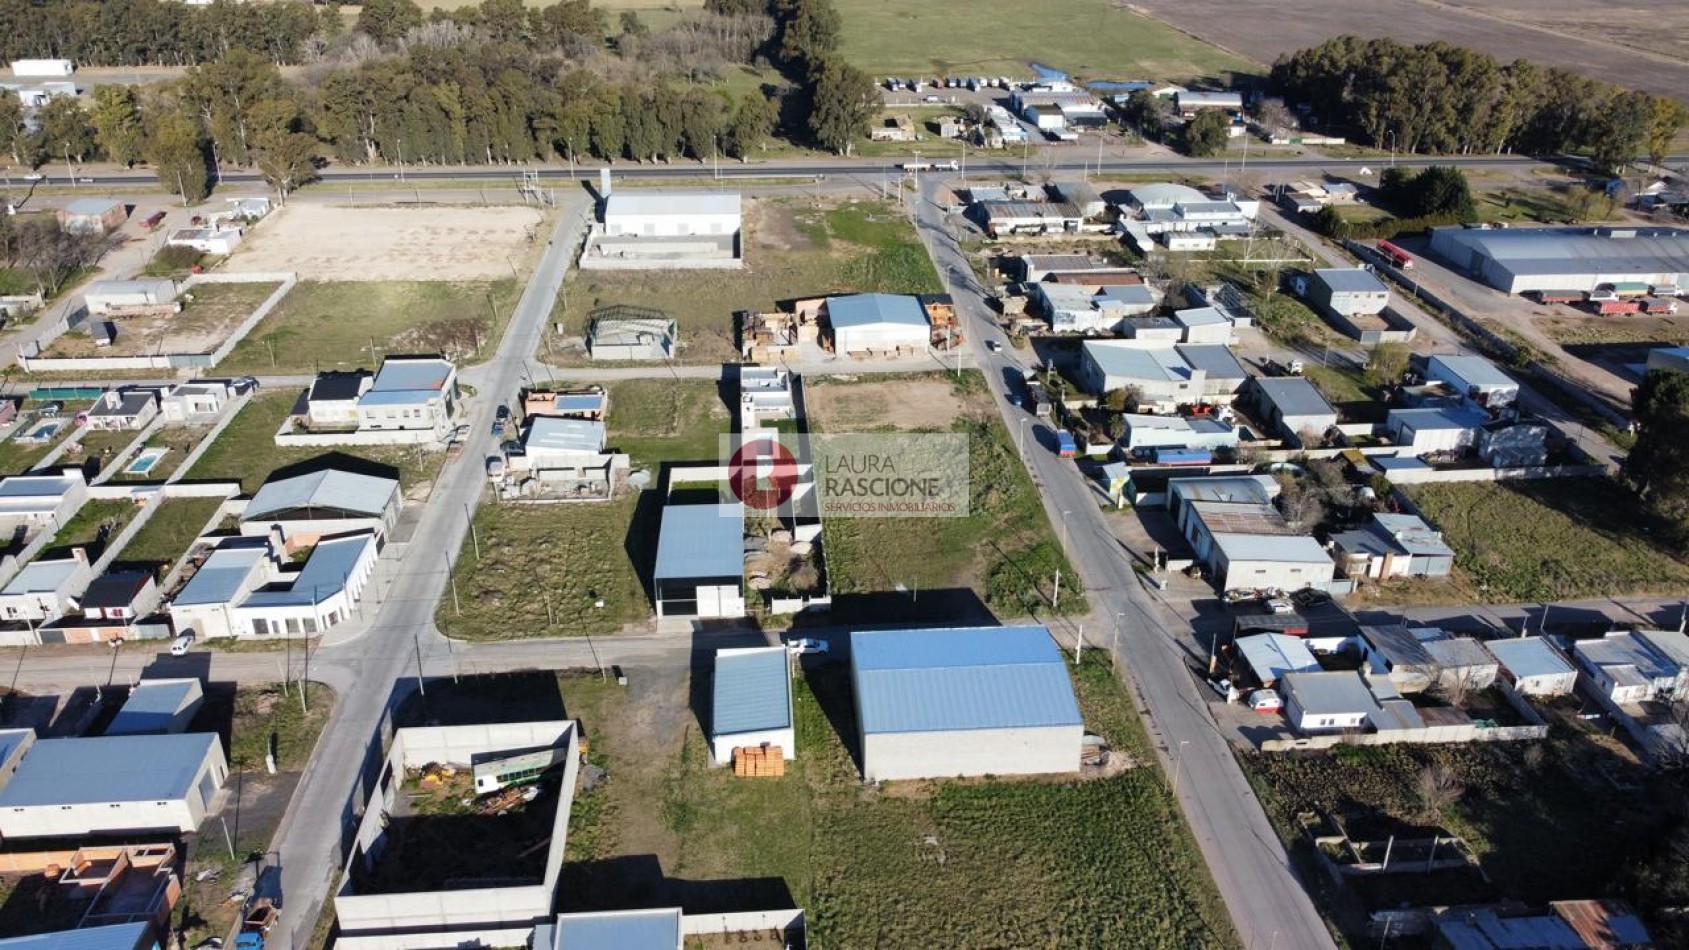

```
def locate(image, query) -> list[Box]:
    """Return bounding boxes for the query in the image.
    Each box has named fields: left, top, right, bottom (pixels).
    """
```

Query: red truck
left=141, top=210, right=166, bottom=230
left=1639, top=297, right=1680, bottom=315
left=1376, top=240, right=1414, bottom=270
left=1591, top=298, right=1642, bottom=315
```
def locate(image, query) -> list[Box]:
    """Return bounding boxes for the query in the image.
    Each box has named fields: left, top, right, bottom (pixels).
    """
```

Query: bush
left=148, top=245, right=204, bottom=274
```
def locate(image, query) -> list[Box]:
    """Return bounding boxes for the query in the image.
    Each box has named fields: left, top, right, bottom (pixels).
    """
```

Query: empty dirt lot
left=1130, top=0, right=1689, bottom=98
left=223, top=203, right=548, bottom=281
left=43, top=281, right=283, bottom=358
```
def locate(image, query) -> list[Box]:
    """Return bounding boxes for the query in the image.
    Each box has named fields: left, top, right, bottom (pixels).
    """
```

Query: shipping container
left=1152, top=447, right=1212, bottom=466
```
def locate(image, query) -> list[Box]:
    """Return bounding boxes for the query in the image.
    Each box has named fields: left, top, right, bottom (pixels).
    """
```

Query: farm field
left=566, top=199, right=942, bottom=364
left=807, top=371, right=1084, bottom=621
left=556, top=656, right=1236, bottom=947
left=1129, top=0, right=1689, bottom=99
left=218, top=279, right=518, bottom=375
left=438, top=378, right=730, bottom=640
left=117, top=496, right=225, bottom=569
left=39, top=281, right=283, bottom=359
left=184, top=391, right=445, bottom=496
left=223, top=204, right=547, bottom=281
left=1403, top=479, right=1689, bottom=603
left=834, top=0, right=1252, bottom=80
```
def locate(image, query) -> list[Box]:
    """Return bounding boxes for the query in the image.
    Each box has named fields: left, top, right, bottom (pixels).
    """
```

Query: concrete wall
left=682, top=909, right=806, bottom=938
left=860, top=725, right=1082, bottom=782
left=1379, top=463, right=1603, bottom=485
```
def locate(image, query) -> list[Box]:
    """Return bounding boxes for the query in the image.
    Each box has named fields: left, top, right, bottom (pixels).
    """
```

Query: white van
left=169, top=633, right=195, bottom=656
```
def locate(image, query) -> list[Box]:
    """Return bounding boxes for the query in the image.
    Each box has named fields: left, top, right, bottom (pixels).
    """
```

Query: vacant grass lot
left=836, top=0, right=1252, bottom=79
left=219, top=279, right=518, bottom=375
left=44, top=499, right=138, bottom=559
left=810, top=371, right=1084, bottom=619
left=563, top=656, right=1236, bottom=947
left=439, top=378, right=731, bottom=639
left=118, top=496, right=225, bottom=569
left=1406, top=479, right=1689, bottom=602
left=567, top=199, right=942, bottom=364
left=184, top=392, right=445, bottom=496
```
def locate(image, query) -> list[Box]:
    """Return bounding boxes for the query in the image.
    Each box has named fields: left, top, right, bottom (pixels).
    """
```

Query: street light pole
left=1171, top=738, right=1191, bottom=796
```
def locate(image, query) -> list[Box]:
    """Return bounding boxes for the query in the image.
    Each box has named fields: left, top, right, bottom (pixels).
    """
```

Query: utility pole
left=446, top=553, right=460, bottom=615
left=1053, top=567, right=1062, bottom=609
left=1073, top=623, right=1084, bottom=664
left=465, top=502, right=481, bottom=561
left=411, top=628, right=427, bottom=697
left=1171, top=738, right=1190, bottom=796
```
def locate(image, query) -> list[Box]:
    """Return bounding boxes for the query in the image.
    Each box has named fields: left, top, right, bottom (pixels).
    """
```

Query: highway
left=909, top=179, right=1336, bottom=949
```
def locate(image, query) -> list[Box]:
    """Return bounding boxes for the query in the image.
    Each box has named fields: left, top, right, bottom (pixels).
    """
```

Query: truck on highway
left=1056, top=430, right=1078, bottom=458
left=1375, top=240, right=1414, bottom=269
left=899, top=160, right=960, bottom=172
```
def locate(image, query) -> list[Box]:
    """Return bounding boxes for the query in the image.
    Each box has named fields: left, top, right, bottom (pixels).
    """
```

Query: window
left=285, top=617, right=302, bottom=635
left=302, top=617, right=318, bottom=634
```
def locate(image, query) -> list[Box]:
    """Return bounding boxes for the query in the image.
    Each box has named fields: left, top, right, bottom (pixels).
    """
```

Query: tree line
left=1270, top=36, right=1687, bottom=171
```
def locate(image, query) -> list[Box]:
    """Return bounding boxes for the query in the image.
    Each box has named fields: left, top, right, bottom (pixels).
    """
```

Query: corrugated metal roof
left=370, top=358, right=452, bottom=394
left=526, top=417, right=606, bottom=454
left=1434, top=908, right=1583, bottom=950
left=0, top=557, right=81, bottom=595
left=240, top=532, right=373, bottom=608
left=62, top=198, right=122, bottom=217
left=1433, top=225, right=1689, bottom=279
left=653, top=503, right=743, bottom=580
left=107, top=678, right=201, bottom=736
left=1254, top=377, right=1336, bottom=418
left=1428, top=353, right=1516, bottom=391
left=1084, top=341, right=1191, bottom=383
left=1486, top=637, right=1574, bottom=681
left=827, top=293, right=930, bottom=330
left=1551, top=899, right=1654, bottom=948
left=1169, top=474, right=1278, bottom=505
left=1361, top=624, right=1437, bottom=667
left=1213, top=532, right=1331, bottom=564
left=851, top=626, right=1081, bottom=734
left=1236, top=633, right=1320, bottom=682
left=1424, top=637, right=1496, bottom=671
left=1315, top=267, right=1389, bottom=294
left=712, top=647, right=791, bottom=736
left=1389, top=407, right=1488, bottom=431
left=86, top=279, right=176, bottom=298
left=0, top=922, right=154, bottom=950
left=0, top=733, right=216, bottom=807
left=1176, top=344, right=1247, bottom=379
left=245, top=469, right=397, bottom=522
left=1282, top=670, right=1380, bottom=717
left=172, top=544, right=271, bottom=607
left=605, top=191, right=740, bottom=219
left=1129, top=183, right=1208, bottom=209
left=546, top=908, right=682, bottom=950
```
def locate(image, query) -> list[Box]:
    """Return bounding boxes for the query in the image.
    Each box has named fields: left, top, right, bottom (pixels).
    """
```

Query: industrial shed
left=1429, top=225, right=1689, bottom=295
left=1387, top=407, right=1488, bottom=455
left=652, top=502, right=744, bottom=620
left=241, top=468, right=400, bottom=547
left=603, top=191, right=741, bottom=238
left=0, top=732, right=227, bottom=838
left=710, top=646, right=794, bottom=765
left=1250, top=376, right=1338, bottom=444
left=83, top=279, right=178, bottom=317
left=849, top=626, right=1082, bottom=782
left=1305, top=268, right=1389, bottom=316
left=106, top=678, right=204, bottom=736
left=825, top=294, right=930, bottom=355
left=0, top=922, right=159, bottom=950
left=1427, top=354, right=1518, bottom=409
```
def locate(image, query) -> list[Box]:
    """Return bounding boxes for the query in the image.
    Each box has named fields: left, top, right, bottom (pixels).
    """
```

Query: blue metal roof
left=0, top=922, right=155, bottom=950
left=653, top=503, right=743, bottom=581
left=370, top=358, right=452, bottom=393
left=526, top=417, right=606, bottom=454
left=851, top=626, right=1081, bottom=734
left=827, top=293, right=928, bottom=329
left=240, top=532, right=372, bottom=608
left=713, top=647, right=791, bottom=736
left=356, top=389, right=432, bottom=407
left=0, top=733, right=216, bottom=807
left=544, top=908, right=682, bottom=950
left=107, top=679, right=200, bottom=736
left=172, top=544, right=271, bottom=607
left=0, top=729, right=29, bottom=765
left=1486, top=637, right=1574, bottom=681
left=555, top=393, right=605, bottom=413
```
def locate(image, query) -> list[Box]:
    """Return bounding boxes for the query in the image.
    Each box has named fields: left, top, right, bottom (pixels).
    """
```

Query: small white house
left=1488, top=637, right=1578, bottom=698
left=83, top=279, right=179, bottom=317
left=1572, top=629, right=1689, bottom=705
left=1235, top=633, right=1320, bottom=687
left=710, top=646, right=795, bottom=766
left=0, top=470, right=89, bottom=535
left=1387, top=407, right=1488, bottom=455
left=168, top=540, right=279, bottom=641
left=161, top=381, right=233, bottom=424
left=85, top=389, right=160, bottom=431
left=1281, top=670, right=1380, bottom=733
left=1173, top=307, right=1235, bottom=344
left=0, top=550, right=92, bottom=623
left=1426, top=354, right=1519, bottom=410
left=603, top=191, right=741, bottom=238
left=166, top=227, right=242, bottom=255
left=233, top=530, right=378, bottom=638
left=354, top=357, right=458, bottom=435
left=304, top=372, right=372, bottom=429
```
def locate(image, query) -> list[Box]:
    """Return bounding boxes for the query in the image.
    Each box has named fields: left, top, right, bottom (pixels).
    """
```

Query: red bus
left=1376, top=240, right=1414, bottom=269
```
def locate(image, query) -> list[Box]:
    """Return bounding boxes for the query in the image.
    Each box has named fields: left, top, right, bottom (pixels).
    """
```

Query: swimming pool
left=17, top=420, right=64, bottom=443
left=123, top=447, right=169, bottom=475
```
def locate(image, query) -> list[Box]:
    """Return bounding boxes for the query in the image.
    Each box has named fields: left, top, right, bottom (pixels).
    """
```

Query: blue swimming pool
left=124, top=448, right=168, bottom=475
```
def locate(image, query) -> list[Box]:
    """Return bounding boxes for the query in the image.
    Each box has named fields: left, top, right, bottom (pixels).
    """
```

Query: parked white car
left=787, top=637, right=830, bottom=655
left=1248, top=689, right=1283, bottom=713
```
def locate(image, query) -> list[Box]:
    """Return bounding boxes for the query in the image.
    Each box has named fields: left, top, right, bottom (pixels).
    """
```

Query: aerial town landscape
left=0, top=0, right=1684, bottom=948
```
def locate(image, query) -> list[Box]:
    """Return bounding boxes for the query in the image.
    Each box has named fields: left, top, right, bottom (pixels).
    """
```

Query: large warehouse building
left=0, top=732, right=227, bottom=838
left=850, top=626, right=1083, bottom=782
left=1428, top=226, right=1689, bottom=295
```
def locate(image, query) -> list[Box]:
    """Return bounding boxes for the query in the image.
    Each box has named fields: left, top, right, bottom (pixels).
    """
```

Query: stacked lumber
left=732, top=745, right=786, bottom=777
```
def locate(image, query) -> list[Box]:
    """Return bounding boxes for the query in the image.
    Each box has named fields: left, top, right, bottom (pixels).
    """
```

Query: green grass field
left=835, top=0, right=1253, bottom=80
left=219, top=279, right=518, bottom=375
left=1406, top=479, right=1689, bottom=602
left=118, top=496, right=225, bottom=569
left=562, top=656, right=1237, bottom=947
left=41, top=499, right=138, bottom=560
left=439, top=378, right=731, bottom=640
left=567, top=199, right=942, bottom=364
left=184, top=392, right=445, bottom=495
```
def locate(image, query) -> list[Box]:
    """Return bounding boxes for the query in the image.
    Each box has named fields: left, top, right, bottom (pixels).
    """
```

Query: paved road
left=910, top=180, right=1336, bottom=950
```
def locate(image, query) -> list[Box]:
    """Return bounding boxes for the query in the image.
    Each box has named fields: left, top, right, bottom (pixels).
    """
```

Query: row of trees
left=1270, top=36, right=1687, bottom=171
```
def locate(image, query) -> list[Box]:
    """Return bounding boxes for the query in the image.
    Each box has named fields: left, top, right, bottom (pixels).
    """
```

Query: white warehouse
left=0, top=732, right=227, bottom=839
left=710, top=646, right=795, bottom=766
left=850, top=626, right=1083, bottom=782
left=603, top=191, right=741, bottom=238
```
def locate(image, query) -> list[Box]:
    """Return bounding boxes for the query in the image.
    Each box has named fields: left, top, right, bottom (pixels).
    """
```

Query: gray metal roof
left=542, top=908, right=683, bottom=950
left=62, top=198, right=122, bottom=216
left=0, top=733, right=217, bottom=807
left=1486, top=637, right=1574, bottom=681
left=1236, top=633, right=1319, bottom=682
left=1282, top=670, right=1381, bottom=717
left=1424, top=637, right=1496, bottom=671
left=172, top=543, right=271, bottom=607
left=712, top=646, right=792, bottom=736
left=1315, top=267, right=1389, bottom=294
left=851, top=626, right=1081, bottom=734
left=1432, top=225, right=1689, bottom=278
left=1100, top=284, right=1158, bottom=305
left=0, top=922, right=155, bottom=950
left=1084, top=341, right=1191, bottom=383
left=86, top=278, right=176, bottom=298
left=1176, top=344, right=1247, bottom=379
left=525, top=417, right=606, bottom=454
left=1169, top=474, right=1278, bottom=506
left=605, top=191, right=740, bottom=219
left=1129, top=183, right=1208, bottom=209
left=1213, top=532, right=1331, bottom=564
left=245, top=469, right=398, bottom=522
left=1368, top=513, right=1455, bottom=558
left=0, top=473, right=81, bottom=500
left=370, top=358, right=453, bottom=394
left=1389, top=407, right=1488, bottom=431
left=240, top=531, right=373, bottom=608
left=653, top=503, right=743, bottom=580
left=1253, top=377, right=1336, bottom=418
left=89, top=391, right=154, bottom=418
left=1428, top=353, right=1516, bottom=391
left=827, top=293, right=930, bottom=330
left=107, top=678, right=202, bottom=736
left=1, top=556, right=82, bottom=595
left=1174, top=306, right=1228, bottom=327
left=1433, top=908, right=1583, bottom=950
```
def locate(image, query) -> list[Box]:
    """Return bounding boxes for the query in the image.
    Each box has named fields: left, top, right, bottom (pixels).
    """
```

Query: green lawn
left=218, top=279, right=519, bottom=375
left=835, top=0, right=1253, bottom=80
left=562, top=656, right=1237, bottom=947
left=43, top=499, right=138, bottom=558
left=1406, top=479, right=1689, bottom=602
left=111, top=424, right=214, bottom=483
left=184, top=391, right=446, bottom=496
left=813, top=372, right=1086, bottom=619
left=439, top=378, right=732, bottom=640
left=0, top=410, right=86, bottom=475
left=117, top=496, right=225, bottom=569
left=567, top=199, right=942, bottom=364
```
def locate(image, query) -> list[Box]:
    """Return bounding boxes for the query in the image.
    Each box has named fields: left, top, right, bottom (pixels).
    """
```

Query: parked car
left=787, top=637, right=829, bottom=655
left=1291, top=588, right=1331, bottom=609
left=22, top=172, right=42, bottom=182
left=170, top=633, right=195, bottom=656
left=985, top=340, right=1002, bottom=352
left=233, top=375, right=260, bottom=393
left=1206, top=677, right=1233, bottom=698
left=142, top=210, right=167, bottom=229
left=1263, top=597, right=1294, bottom=615
left=1247, top=689, right=1283, bottom=713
